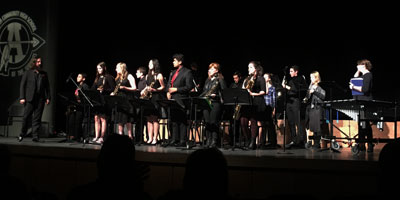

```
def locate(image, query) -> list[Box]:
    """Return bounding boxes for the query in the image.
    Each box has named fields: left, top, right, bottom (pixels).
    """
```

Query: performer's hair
left=249, top=61, right=263, bottom=77
left=208, top=62, right=224, bottom=79
left=233, top=71, right=242, bottom=78
left=115, top=62, right=128, bottom=81
left=291, top=65, right=300, bottom=72
left=31, top=55, right=42, bottom=69
left=310, top=71, right=321, bottom=83
left=357, top=59, right=373, bottom=70
left=172, top=53, right=184, bottom=63
left=137, top=66, right=147, bottom=75
left=79, top=73, right=87, bottom=79
left=149, top=59, right=161, bottom=75
left=94, top=61, right=108, bottom=84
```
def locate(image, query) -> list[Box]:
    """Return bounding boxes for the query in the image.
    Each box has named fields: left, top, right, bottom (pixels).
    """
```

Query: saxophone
left=233, top=75, right=255, bottom=120
left=112, top=80, right=122, bottom=95
left=200, top=74, right=219, bottom=108
left=140, top=81, right=155, bottom=100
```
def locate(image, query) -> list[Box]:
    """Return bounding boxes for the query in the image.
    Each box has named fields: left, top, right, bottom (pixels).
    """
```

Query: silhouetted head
left=97, top=134, right=136, bottom=182
left=183, top=148, right=228, bottom=198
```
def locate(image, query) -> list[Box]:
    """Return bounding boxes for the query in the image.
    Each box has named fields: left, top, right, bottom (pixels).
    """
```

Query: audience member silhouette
left=159, top=147, right=230, bottom=200
left=67, top=134, right=151, bottom=200
left=377, top=139, right=400, bottom=198
left=0, top=144, right=30, bottom=200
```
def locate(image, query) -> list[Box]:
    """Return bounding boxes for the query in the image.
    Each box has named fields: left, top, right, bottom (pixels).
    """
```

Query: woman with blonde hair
left=304, top=71, right=325, bottom=149
left=111, top=62, right=137, bottom=140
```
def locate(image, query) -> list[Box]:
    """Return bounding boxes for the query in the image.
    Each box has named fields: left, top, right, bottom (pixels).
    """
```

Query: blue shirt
left=264, top=85, right=276, bottom=108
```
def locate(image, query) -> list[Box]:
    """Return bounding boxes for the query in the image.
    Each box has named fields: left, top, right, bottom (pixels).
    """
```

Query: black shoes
left=18, top=136, right=23, bottom=142
left=32, top=138, right=43, bottom=143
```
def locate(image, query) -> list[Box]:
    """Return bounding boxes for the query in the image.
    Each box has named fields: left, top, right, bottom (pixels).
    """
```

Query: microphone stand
left=277, top=68, right=293, bottom=154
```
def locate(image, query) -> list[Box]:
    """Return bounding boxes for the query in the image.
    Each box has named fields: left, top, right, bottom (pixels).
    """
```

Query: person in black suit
left=18, top=56, right=51, bottom=142
left=166, top=53, right=194, bottom=146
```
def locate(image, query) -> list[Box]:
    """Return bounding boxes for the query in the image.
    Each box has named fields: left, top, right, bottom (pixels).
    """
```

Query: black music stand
left=130, top=98, right=155, bottom=145
left=157, top=99, right=184, bottom=147
left=182, top=97, right=210, bottom=149
left=57, top=93, right=81, bottom=143
left=104, top=95, right=132, bottom=135
left=60, top=76, right=95, bottom=144
left=222, top=88, right=252, bottom=151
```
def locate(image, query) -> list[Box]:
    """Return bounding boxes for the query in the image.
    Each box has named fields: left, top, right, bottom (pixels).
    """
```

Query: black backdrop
left=3, top=1, right=399, bottom=132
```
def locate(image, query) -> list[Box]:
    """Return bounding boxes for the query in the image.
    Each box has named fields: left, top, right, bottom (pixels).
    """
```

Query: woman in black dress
left=141, top=59, right=166, bottom=145
left=112, top=62, right=137, bottom=140
left=304, top=71, right=325, bottom=149
left=91, top=62, right=115, bottom=144
left=239, top=61, right=266, bottom=150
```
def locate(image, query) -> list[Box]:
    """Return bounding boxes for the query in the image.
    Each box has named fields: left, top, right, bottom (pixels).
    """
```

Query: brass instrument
left=200, top=74, right=219, bottom=108
left=140, top=81, right=155, bottom=100
left=112, top=80, right=122, bottom=95
left=97, top=76, right=105, bottom=93
left=233, top=75, right=255, bottom=120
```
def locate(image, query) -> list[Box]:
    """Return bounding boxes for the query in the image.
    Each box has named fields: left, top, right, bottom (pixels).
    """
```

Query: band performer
left=91, top=62, right=115, bottom=144
left=111, top=62, right=136, bottom=140
left=263, top=73, right=278, bottom=149
left=141, top=59, right=166, bottom=145
left=199, top=62, right=227, bottom=148
left=304, top=71, right=325, bottom=149
left=349, top=59, right=374, bottom=152
left=18, top=56, right=51, bottom=142
left=67, top=73, right=90, bottom=142
left=282, top=65, right=307, bottom=149
left=239, top=61, right=266, bottom=150
left=166, top=53, right=194, bottom=147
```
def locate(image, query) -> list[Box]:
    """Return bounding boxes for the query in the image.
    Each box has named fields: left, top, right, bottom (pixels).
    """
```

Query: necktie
left=170, top=68, right=180, bottom=87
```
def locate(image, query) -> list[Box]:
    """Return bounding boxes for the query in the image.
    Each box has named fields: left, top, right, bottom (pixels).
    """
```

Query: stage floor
left=1, top=136, right=383, bottom=200
left=1, top=136, right=381, bottom=165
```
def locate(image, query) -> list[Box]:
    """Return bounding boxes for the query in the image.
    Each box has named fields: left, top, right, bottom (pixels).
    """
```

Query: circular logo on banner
left=0, top=10, right=46, bottom=77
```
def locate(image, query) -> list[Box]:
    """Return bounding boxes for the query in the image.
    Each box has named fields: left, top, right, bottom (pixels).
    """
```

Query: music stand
left=57, top=93, right=81, bottom=143
left=60, top=76, right=95, bottom=144
left=222, top=88, right=252, bottom=151
left=182, top=97, right=210, bottom=149
left=157, top=99, right=184, bottom=147
left=130, top=98, right=155, bottom=145
left=103, top=95, right=132, bottom=136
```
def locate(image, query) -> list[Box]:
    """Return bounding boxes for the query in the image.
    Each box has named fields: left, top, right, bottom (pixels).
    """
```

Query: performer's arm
left=19, top=72, right=27, bottom=104
left=122, top=74, right=137, bottom=91
left=153, top=73, right=165, bottom=92
left=44, top=72, right=51, bottom=104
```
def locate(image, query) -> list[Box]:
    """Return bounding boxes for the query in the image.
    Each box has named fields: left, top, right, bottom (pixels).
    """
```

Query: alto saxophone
left=233, top=75, right=254, bottom=120
left=200, top=74, right=219, bottom=109
left=140, top=81, right=155, bottom=100
left=113, top=80, right=122, bottom=95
